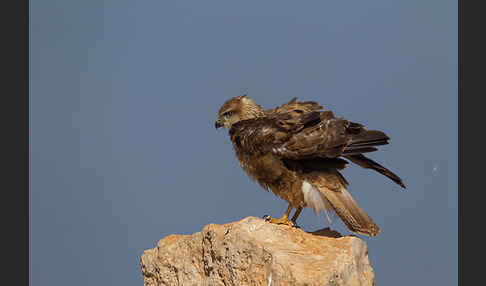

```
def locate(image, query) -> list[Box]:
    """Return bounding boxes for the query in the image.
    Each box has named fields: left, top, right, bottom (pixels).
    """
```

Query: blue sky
left=30, top=1, right=457, bottom=285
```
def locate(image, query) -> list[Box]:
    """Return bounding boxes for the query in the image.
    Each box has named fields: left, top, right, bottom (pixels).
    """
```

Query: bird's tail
left=303, top=171, right=380, bottom=237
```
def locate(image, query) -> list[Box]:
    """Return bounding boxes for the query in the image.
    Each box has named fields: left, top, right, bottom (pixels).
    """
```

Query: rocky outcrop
left=140, top=216, right=375, bottom=286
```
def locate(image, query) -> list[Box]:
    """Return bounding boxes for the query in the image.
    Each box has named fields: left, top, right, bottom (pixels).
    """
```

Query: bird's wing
left=274, top=111, right=406, bottom=189
left=270, top=110, right=390, bottom=160
left=230, top=110, right=405, bottom=188
left=229, top=113, right=296, bottom=156
left=230, top=110, right=387, bottom=159
left=264, top=97, right=323, bottom=116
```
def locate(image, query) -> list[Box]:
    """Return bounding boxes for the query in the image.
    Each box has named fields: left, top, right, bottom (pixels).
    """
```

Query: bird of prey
left=215, top=95, right=405, bottom=236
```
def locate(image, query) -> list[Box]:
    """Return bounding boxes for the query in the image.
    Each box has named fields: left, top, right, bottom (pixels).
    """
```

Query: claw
left=262, top=204, right=297, bottom=227
left=264, top=216, right=296, bottom=227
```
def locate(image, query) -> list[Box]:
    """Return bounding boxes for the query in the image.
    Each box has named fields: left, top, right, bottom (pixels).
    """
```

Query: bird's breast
left=233, top=149, right=284, bottom=183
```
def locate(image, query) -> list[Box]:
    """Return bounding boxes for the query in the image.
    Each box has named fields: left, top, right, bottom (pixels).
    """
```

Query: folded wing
left=230, top=110, right=405, bottom=188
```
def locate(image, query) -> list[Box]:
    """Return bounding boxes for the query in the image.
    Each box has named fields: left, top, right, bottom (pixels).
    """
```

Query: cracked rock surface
left=140, top=217, right=375, bottom=286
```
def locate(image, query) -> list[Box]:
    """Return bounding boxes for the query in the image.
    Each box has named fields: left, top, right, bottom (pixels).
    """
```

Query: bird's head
left=215, top=94, right=264, bottom=129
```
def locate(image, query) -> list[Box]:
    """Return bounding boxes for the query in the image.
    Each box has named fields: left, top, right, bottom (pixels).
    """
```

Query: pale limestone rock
left=140, top=216, right=375, bottom=286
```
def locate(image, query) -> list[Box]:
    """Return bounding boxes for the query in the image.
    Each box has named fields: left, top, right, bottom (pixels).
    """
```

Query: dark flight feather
left=344, top=154, right=406, bottom=189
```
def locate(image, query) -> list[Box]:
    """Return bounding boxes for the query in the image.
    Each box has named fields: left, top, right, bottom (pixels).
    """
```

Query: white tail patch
left=301, top=181, right=333, bottom=223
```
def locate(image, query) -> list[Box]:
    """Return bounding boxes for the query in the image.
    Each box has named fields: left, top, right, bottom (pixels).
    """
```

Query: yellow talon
left=264, top=204, right=296, bottom=227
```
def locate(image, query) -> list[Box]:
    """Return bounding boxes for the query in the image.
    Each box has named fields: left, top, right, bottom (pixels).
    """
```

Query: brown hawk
left=215, top=95, right=405, bottom=236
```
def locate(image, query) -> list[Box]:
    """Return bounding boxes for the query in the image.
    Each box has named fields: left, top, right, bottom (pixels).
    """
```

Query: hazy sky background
left=30, top=1, right=457, bottom=285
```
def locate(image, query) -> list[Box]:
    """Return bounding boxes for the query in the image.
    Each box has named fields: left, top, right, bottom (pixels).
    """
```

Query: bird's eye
left=223, top=111, right=233, bottom=117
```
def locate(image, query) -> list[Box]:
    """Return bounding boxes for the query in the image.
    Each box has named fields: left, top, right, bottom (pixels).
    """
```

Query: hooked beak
left=215, top=119, right=223, bottom=129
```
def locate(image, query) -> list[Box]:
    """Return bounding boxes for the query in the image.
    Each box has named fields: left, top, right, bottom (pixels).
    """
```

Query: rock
left=140, top=216, right=376, bottom=286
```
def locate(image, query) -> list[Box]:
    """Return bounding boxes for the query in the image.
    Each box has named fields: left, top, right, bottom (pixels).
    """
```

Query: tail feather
left=344, top=154, right=406, bottom=189
left=304, top=173, right=381, bottom=237
left=320, top=186, right=381, bottom=236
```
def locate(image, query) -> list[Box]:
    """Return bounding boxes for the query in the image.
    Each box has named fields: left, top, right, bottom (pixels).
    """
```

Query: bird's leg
left=291, top=206, right=303, bottom=225
left=264, top=204, right=295, bottom=227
